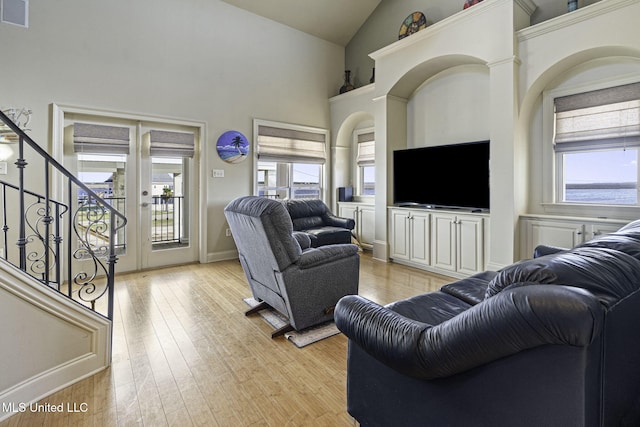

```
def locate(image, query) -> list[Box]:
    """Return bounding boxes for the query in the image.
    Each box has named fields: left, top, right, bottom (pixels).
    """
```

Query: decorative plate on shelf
left=216, top=130, right=249, bottom=163
left=463, top=0, right=484, bottom=9
left=398, top=11, right=427, bottom=40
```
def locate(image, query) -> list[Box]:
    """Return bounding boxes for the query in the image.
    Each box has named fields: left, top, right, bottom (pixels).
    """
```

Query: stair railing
left=0, top=109, right=126, bottom=320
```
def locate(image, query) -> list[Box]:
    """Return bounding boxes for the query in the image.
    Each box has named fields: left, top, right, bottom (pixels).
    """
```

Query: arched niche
left=332, top=111, right=374, bottom=206
left=517, top=47, right=640, bottom=217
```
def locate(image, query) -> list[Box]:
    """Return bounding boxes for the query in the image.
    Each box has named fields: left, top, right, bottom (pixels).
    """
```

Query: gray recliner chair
left=224, top=196, right=360, bottom=337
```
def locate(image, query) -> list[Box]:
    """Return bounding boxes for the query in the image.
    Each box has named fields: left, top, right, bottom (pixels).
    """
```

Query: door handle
left=141, top=202, right=149, bottom=207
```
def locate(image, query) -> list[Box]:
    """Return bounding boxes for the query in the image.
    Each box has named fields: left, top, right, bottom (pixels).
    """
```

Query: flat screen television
left=393, top=141, right=490, bottom=210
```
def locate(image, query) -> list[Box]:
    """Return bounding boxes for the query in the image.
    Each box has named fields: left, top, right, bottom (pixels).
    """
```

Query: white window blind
left=73, top=122, right=130, bottom=155
left=257, top=125, right=326, bottom=164
left=149, top=130, right=195, bottom=158
left=554, top=82, right=640, bottom=152
left=356, top=132, right=375, bottom=166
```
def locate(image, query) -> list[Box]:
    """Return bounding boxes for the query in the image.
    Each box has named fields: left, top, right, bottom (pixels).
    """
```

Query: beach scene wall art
left=216, top=130, right=249, bottom=163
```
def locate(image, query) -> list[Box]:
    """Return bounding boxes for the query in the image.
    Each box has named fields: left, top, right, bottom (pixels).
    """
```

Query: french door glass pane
left=151, top=156, right=189, bottom=249
left=76, top=153, right=127, bottom=252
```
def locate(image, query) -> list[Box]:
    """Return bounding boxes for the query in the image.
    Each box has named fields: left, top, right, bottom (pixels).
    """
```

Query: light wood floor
left=1, top=252, right=452, bottom=427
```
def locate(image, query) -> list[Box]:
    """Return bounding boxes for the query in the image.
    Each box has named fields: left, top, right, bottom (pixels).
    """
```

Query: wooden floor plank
left=0, top=253, right=450, bottom=426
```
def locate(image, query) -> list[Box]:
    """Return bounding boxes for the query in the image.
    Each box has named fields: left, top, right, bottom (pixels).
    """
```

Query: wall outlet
left=225, top=228, right=232, bottom=237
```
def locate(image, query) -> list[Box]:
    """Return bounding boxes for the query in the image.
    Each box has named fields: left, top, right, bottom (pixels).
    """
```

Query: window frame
left=253, top=119, right=328, bottom=201
left=354, top=127, right=375, bottom=199
left=541, top=76, right=640, bottom=218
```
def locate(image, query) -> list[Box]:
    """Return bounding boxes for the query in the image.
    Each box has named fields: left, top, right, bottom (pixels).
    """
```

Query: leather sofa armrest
left=324, top=213, right=356, bottom=230
left=533, top=244, right=568, bottom=258
left=335, top=286, right=603, bottom=380
left=292, top=231, right=312, bottom=250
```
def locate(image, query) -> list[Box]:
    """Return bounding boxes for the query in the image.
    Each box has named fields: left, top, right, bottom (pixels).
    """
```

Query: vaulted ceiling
left=220, top=0, right=382, bottom=46
left=221, top=0, right=573, bottom=47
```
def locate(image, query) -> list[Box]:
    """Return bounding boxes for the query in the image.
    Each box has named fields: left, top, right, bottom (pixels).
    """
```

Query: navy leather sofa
left=281, top=199, right=355, bottom=247
left=335, top=219, right=640, bottom=427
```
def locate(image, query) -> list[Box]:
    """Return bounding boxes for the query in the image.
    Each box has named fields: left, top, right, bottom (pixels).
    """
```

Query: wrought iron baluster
left=67, top=177, right=73, bottom=298
left=54, top=201, right=64, bottom=289
left=43, top=159, right=51, bottom=286
left=16, top=135, right=27, bottom=270
left=1, top=182, right=8, bottom=260
left=177, top=196, right=182, bottom=243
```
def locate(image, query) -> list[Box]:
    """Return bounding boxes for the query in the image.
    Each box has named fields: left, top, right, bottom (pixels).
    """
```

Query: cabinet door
left=431, top=213, right=456, bottom=271
left=522, top=219, right=584, bottom=257
left=585, top=222, right=623, bottom=241
left=339, top=204, right=358, bottom=224
left=359, top=206, right=376, bottom=247
left=389, top=209, right=410, bottom=260
left=456, top=216, right=484, bottom=275
left=409, top=211, right=430, bottom=265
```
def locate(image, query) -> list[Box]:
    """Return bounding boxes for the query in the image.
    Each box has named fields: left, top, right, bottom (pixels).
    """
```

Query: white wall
left=407, top=65, right=490, bottom=147
left=0, top=0, right=345, bottom=261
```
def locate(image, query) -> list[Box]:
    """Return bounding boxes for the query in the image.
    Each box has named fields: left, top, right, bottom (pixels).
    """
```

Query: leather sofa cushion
left=485, top=247, right=640, bottom=307
left=440, top=270, right=498, bottom=305
left=304, top=226, right=352, bottom=247
left=387, top=292, right=471, bottom=326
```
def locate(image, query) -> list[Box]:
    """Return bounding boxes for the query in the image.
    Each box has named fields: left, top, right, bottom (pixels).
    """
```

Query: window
left=356, top=130, right=375, bottom=196
left=553, top=82, right=640, bottom=206
left=255, top=120, right=327, bottom=200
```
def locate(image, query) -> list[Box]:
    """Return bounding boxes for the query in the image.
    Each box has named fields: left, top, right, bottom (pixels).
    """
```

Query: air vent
left=1, top=0, right=28, bottom=28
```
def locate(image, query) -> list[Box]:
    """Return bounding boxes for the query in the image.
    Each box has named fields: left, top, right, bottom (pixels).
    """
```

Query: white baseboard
left=206, top=249, right=238, bottom=263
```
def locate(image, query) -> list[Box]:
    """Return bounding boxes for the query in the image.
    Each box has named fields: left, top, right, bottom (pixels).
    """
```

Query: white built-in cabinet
left=389, top=208, right=430, bottom=265
left=519, top=215, right=627, bottom=259
left=339, top=202, right=375, bottom=250
left=430, top=212, right=485, bottom=277
left=388, top=207, right=488, bottom=278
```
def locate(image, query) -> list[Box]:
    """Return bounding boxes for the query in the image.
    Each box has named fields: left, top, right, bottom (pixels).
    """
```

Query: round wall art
left=398, top=11, right=427, bottom=40
left=216, top=130, right=249, bottom=163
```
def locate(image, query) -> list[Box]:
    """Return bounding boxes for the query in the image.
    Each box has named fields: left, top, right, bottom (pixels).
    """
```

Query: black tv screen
left=393, top=141, right=490, bottom=210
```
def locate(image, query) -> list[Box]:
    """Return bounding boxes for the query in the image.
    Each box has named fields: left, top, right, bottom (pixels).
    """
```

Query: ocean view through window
left=562, top=149, right=638, bottom=205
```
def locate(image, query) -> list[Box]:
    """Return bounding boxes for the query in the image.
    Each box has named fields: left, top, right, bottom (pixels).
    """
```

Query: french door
left=60, top=111, right=200, bottom=273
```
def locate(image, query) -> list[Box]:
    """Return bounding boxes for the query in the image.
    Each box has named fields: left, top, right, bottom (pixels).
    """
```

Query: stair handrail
left=0, top=109, right=127, bottom=320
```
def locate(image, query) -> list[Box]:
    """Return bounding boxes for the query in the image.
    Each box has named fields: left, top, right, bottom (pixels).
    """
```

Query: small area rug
left=243, top=297, right=341, bottom=348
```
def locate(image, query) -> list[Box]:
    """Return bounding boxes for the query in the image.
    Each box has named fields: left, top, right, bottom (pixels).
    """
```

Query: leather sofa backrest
left=282, top=199, right=330, bottom=231
left=485, top=246, right=640, bottom=308
left=291, top=216, right=325, bottom=231
left=578, top=233, right=640, bottom=259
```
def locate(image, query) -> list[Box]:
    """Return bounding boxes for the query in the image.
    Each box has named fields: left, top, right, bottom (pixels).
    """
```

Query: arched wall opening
left=517, top=46, right=640, bottom=221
